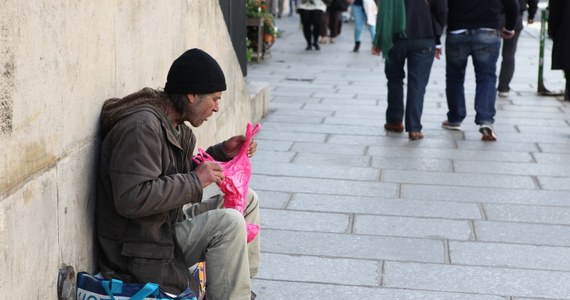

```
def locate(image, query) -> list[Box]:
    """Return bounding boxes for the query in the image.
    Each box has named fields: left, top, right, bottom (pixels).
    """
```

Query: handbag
left=76, top=272, right=198, bottom=300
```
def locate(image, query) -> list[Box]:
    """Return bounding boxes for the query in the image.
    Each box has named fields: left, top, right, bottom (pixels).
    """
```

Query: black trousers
left=299, top=9, right=324, bottom=46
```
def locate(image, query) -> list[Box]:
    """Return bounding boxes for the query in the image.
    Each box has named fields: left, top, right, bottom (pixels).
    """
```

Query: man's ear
left=186, top=94, right=197, bottom=104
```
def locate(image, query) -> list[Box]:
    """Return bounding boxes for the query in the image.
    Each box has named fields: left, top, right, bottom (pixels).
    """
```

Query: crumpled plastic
left=192, top=122, right=261, bottom=243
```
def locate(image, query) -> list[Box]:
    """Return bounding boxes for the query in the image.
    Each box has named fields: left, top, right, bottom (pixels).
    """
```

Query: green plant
left=263, top=13, right=276, bottom=36
left=246, top=0, right=267, bottom=18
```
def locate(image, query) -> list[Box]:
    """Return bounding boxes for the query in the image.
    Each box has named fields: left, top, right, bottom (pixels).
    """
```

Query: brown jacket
left=95, top=88, right=228, bottom=294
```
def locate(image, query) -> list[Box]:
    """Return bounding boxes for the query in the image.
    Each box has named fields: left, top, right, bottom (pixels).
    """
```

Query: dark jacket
left=96, top=88, right=228, bottom=294
left=447, top=0, right=519, bottom=31
left=548, top=0, right=570, bottom=70
left=403, top=0, right=447, bottom=45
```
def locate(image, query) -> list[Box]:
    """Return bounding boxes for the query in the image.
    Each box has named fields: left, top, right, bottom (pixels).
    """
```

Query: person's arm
left=503, top=0, right=520, bottom=31
left=205, top=135, right=257, bottom=162
left=527, top=0, right=539, bottom=23
left=109, top=119, right=203, bottom=218
left=432, top=0, right=448, bottom=59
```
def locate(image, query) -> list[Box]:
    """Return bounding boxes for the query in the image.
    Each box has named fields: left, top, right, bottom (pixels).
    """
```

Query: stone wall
left=0, top=1, right=268, bottom=298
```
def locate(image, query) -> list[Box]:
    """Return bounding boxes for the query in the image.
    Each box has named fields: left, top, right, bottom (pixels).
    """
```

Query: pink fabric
left=193, top=123, right=261, bottom=243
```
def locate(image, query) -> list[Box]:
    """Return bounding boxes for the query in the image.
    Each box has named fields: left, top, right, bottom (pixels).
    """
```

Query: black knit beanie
left=164, top=48, right=227, bottom=94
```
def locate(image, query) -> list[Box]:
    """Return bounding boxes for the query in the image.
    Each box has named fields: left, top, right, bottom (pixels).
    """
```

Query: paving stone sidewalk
left=246, top=10, right=570, bottom=300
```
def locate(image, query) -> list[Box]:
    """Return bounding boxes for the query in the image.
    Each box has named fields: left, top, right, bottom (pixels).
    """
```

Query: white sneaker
left=498, top=91, right=509, bottom=98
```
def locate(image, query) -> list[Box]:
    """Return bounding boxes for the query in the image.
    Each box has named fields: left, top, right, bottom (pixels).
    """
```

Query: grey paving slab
left=250, top=150, right=295, bottom=163
left=265, top=115, right=324, bottom=124
left=329, top=134, right=459, bottom=149
left=449, top=241, right=570, bottom=271
left=371, top=156, right=453, bottom=172
left=368, top=146, right=534, bottom=162
left=254, top=130, right=327, bottom=142
left=251, top=280, right=508, bottom=300
left=288, top=193, right=482, bottom=219
left=382, top=169, right=537, bottom=189
left=484, top=203, right=570, bottom=225
left=254, top=139, right=292, bottom=151
left=262, top=121, right=383, bottom=136
left=256, top=253, right=380, bottom=286
left=321, top=98, right=379, bottom=106
left=260, top=229, right=444, bottom=263
left=253, top=161, right=379, bottom=181
left=536, top=176, right=570, bottom=191
left=291, top=141, right=367, bottom=155
left=401, top=184, right=570, bottom=206
left=293, top=152, right=371, bottom=167
left=455, top=140, right=540, bottom=152
left=266, top=102, right=304, bottom=110
left=250, top=175, right=399, bottom=198
left=538, top=142, right=570, bottom=153
left=354, top=215, right=473, bottom=240
left=454, top=160, right=570, bottom=177
left=475, top=220, right=570, bottom=247
left=384, top=261, right=570, bottom=299
left=304, top=102, right=384, bottom=112
left=267, top=108, right=334, bottom=117
left=255, top=190, right=291, bottom=209
left=261, top=208, right=350, bottom=233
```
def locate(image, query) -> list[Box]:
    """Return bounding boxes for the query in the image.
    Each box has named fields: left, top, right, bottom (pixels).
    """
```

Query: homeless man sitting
left=95, top=48, right=261, bottom=300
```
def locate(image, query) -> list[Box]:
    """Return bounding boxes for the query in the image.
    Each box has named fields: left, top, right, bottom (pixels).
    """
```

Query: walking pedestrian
left=298, top=0, right=327, bottom=50
left=442, top=0, right=519, bottom=141
left=548, top=0, right=570, bottom=101
left=497, top=0, right=539, bottom=98
left=351, top=0, right=377, bottom=52
left=373, top=0, right=447, bottom=140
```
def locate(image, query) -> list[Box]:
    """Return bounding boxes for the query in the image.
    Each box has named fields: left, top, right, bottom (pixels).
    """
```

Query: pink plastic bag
left=193, top=122, right=261, bottom=243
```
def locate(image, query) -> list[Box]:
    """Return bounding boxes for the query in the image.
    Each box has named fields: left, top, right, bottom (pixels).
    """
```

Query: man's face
left=186, top=92, right=221, bottom=127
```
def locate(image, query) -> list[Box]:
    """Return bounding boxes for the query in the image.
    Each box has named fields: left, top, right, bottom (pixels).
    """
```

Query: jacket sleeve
left=527, top=0, right=539, bottom=19
left=432, top=0, right=448, bottom=45
left=503, top=0, right=520, bottom=30
left=109, top=119, right=203, bottom=218
left=547, top=0, right=560, bottom=39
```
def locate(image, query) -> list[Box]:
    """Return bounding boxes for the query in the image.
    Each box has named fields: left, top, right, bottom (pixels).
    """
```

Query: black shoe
left=313, top=43, right=320, bottom=51
left=305, top=45, right=312, bottom=51
left=251, top=291, right=257, bottom=300
left=353, top=41, right=360, bottom=52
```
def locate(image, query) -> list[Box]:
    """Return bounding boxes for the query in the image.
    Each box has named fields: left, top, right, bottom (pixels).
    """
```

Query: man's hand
left=528, top=18, right=534, bottom=24
left=500, top=28, right=515, bottom=39
left=195, top=161, right=224, bottom=187
left=435, top=47, right=442, bottom=60
left=223, top=135, right=257, bottom=158
left=371, top=46, right=381, bottom=56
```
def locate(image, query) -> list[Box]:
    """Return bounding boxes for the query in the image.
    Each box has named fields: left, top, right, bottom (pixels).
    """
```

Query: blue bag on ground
left=76, top=272, right=198, bottom=300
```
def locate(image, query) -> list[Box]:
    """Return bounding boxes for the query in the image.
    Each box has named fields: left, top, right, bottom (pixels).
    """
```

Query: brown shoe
left=408, top=131, right=424, bottom=140
left=384, top=123, right=404, bottom=133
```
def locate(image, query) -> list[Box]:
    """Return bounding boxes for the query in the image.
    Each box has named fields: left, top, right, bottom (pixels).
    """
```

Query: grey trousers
left=175, top=186, right=261, bottom=300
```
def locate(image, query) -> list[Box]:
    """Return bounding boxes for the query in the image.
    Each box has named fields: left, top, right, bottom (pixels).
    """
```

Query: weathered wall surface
left=0, top=0, right=267, bottom=298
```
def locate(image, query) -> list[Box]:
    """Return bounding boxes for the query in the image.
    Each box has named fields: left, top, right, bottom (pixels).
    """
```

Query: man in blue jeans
left=442, top=0, right=519, bottom=141
left=373, top=0, right=447, bottom=140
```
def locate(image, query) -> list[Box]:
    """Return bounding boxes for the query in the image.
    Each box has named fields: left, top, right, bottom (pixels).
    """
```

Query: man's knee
left=219, top=208, right=246, bottom=228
